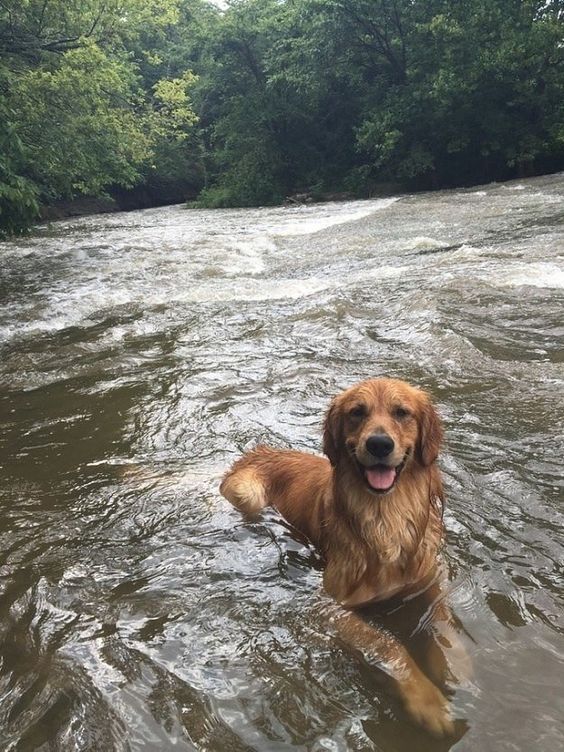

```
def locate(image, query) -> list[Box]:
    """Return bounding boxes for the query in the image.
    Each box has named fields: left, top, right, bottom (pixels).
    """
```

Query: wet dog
left=221, top=378, right=466, bottom=735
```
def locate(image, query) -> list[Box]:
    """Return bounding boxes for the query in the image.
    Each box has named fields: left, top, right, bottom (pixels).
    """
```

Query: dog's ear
left=416, top=394, right=443, bottom=466
left=323, top=397, right=342, bottom=466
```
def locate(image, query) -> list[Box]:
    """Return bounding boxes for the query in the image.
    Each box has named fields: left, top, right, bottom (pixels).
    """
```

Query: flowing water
left=0, top=173, right=563, bottom=752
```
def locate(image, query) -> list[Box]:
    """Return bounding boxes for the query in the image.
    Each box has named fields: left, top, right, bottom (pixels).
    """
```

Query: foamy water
left=1, top=174, right=563, bottom=752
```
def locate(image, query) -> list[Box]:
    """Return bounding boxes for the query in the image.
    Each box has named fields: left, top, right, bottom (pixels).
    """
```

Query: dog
left=221, top=377, right=466, bottom=736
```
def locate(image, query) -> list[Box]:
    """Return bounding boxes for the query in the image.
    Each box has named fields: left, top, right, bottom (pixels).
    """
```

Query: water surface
left=1, top=174, right=563, bottom=751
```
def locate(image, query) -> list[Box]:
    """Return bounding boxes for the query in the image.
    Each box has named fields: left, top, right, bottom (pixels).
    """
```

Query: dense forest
left=1, top=0, right=563, bottom=236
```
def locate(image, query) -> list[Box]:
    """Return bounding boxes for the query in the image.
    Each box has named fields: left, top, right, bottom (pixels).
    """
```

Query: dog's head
left=323, top=378, right=443, bottom=495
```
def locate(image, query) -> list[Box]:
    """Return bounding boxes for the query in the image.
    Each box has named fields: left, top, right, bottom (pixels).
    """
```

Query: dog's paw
left=401, top=676, right=454, bottom=737
left=448, top=636, right=473, bottom=685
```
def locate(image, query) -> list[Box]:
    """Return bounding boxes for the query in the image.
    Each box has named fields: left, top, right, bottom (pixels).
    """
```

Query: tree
left=0, top=0, right=199, bottom=236
left=349, top=0, right=564, bottom=186
left=2, top=0, right=563, bottom=234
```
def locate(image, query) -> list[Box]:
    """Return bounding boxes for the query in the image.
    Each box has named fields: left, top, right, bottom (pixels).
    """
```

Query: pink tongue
left=365, top=466, right=396, bottom=490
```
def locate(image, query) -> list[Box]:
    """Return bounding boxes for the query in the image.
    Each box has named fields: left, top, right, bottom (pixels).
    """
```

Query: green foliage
left=13, top=42, right=151, bottom=198
left=1, top=0, right=564, bottom=235
left=0, top=0, right=199, bottom=236
left=191, top=0, right=564, bottom=203
left=0, top=120, right=38, bottom=238
left=347, top=0, right=564, bottom=186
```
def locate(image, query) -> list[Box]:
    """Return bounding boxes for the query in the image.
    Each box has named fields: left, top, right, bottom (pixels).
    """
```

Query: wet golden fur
left=220, top=378, right=465, bottom=736
left=221, top=377, right=445, bottom=608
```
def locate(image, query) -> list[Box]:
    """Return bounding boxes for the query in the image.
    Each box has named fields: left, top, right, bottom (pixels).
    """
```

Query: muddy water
left=0, top=173, right=563, bottom=751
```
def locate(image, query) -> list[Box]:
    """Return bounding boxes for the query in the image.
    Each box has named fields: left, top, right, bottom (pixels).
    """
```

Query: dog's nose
left=365, top=433, right=395, bottom=459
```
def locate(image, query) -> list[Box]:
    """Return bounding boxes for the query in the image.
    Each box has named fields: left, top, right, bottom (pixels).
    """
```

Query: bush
left=0, top=123, right=39, bottom=238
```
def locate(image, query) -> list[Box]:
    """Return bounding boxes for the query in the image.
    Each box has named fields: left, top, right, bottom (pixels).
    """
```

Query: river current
left=0, top=173, right=563, bottom=751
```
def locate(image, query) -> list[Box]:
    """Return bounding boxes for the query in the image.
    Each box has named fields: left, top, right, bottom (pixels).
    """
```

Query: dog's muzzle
left=362, top=460, right=405, bottom=493
left=356, top=449, right=410, bottom=495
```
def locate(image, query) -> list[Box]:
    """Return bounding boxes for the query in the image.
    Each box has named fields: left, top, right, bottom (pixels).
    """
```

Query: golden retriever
left=221, top=377, right=466, bottom=736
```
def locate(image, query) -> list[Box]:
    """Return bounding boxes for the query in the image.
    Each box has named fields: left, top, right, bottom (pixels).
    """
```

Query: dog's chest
left=340, top=561, right=412, bottom=607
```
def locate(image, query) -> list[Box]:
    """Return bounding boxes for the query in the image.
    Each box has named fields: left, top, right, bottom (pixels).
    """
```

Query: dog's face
left=323, top=378, right=443, bottom=495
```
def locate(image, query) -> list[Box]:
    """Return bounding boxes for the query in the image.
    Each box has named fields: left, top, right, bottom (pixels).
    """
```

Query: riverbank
left=35, top=166, right=562, bottom=226
left=39, top=181, right=404, bottom=223
left=39, top=180, right=199, bottom=222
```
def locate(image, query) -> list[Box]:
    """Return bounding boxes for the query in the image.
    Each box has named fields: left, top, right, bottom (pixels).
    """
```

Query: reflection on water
left=0, top=174, right=563, bottom=751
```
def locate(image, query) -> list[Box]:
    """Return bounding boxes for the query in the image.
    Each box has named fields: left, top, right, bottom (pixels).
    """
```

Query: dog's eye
left=393, top=406, right=410, bottom=420
left=349, top=404, right=367, bottom=419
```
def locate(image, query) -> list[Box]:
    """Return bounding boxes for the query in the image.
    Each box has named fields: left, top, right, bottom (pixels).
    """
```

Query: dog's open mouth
left=358, top=457, right=406, bottom=494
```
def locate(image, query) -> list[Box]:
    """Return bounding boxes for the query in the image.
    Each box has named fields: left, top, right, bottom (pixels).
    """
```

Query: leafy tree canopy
left=1, top=0, right=564, bottom=235
left=0, top=0, right=199, bottom=236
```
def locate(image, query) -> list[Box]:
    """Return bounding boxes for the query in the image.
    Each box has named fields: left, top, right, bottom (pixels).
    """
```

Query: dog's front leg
left=326, top=604, right=454, bottom=737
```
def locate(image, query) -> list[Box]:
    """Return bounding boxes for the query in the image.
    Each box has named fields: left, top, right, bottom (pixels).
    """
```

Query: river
left=0, top=173, right=563, bottom=751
